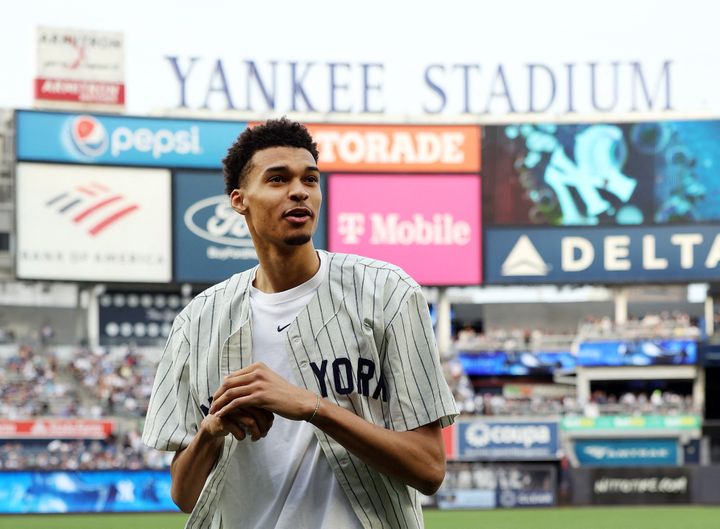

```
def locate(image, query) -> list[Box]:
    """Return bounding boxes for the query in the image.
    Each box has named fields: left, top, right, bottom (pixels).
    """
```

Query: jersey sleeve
left=142, top=311, right=199, bottom=451
left=381, top=287, right=459, bottom=431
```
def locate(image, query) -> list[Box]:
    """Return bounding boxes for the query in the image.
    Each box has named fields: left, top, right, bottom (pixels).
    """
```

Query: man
left=143, top=118, right=458, bottom=529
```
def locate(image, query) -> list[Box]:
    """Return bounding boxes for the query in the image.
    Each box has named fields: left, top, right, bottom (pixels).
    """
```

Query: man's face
left=230, top=146, right=321, bottom=249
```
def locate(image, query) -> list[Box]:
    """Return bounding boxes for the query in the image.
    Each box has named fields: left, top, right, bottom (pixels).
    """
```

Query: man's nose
left=289, top=179, right=309, bottom=201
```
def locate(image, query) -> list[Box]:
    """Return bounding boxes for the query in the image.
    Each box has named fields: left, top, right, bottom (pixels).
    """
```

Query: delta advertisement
left=16, top=110, right=245, bottom=168
left=328, top=174, right=482, bottom=286
left=173, top=170, right=327, bottom=283
left=457, top=350, right=576, bottom=376
left=577, top=338, right=697, bottom=367
left=574, top=439, right=679, bottom=467
left=456, top=420, right=560, bottom=460
left=0, top=470, right=176, bottom=513
left=16, top=163, right=172, bottom=283
left=484, top=225, right=720, bottom=284
left=483, top=121, right=720, bottom=227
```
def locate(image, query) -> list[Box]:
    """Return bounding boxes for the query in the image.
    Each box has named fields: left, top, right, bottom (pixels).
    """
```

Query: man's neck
left=253, top=243, right=320, bottom=293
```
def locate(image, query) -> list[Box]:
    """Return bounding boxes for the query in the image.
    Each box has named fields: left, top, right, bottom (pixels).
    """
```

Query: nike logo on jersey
left=277, top=323, right=291, bottom=332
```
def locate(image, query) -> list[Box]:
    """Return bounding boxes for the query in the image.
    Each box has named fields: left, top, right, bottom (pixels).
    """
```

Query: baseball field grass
left=0, top=506, right=719, bottom=529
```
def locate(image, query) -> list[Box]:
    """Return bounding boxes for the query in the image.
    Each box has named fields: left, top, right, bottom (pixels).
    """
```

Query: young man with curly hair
left=143, top=118, right=458, bottom=529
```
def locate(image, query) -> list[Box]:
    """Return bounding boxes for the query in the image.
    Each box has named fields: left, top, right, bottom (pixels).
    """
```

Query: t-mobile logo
left=338, top=213, right=366, bottom=244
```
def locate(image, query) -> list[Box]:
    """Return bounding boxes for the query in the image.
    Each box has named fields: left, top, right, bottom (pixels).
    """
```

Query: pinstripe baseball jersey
left=142, top=251, right=458, bottom=529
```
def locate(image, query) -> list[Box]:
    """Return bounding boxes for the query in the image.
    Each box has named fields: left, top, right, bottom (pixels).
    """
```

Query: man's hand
left=209, top=362, right=316, bottom=421
left=201, top=406, right=274, bottom=442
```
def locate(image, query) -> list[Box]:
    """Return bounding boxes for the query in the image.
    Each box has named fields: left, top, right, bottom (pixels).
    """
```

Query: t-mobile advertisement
left=327, top=174, right=482, bottom=285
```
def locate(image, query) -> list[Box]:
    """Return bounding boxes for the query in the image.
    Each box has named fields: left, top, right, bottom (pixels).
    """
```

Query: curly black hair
left=222, top=117, right=319, bottom=195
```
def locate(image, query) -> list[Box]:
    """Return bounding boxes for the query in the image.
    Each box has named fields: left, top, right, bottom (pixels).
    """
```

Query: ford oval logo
left=184, top=195, right=253, bottom=247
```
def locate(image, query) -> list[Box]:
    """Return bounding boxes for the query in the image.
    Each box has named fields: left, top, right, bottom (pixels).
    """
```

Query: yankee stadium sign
left=166, top=57, right=673, bottom=116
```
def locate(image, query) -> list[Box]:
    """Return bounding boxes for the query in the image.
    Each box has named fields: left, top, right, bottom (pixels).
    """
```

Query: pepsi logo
left=68, top=115, right=108, bottom=159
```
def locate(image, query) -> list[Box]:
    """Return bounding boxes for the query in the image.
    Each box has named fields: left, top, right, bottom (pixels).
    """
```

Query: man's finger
left=212, top=374, right=254, bottom=404
left=210, top=385, right=253, bottom=414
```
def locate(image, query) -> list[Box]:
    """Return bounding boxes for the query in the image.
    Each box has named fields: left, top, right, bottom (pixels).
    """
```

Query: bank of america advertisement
left=485, top=225, right=720, bottom=284
left=174, top=171, right=326, bottom=283
left=16, top=110, right=245, bottom=168
left=16, top=163, right=171, bottom=282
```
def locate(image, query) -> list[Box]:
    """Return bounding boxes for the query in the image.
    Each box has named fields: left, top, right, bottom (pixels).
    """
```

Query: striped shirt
left=142, top=251, right=459, bottom=529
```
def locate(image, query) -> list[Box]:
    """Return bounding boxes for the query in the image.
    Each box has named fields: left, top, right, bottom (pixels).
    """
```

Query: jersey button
left=299, top=360, right=308, bottom=369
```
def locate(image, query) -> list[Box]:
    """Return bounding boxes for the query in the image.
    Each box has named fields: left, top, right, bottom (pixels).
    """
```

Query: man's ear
left=230, top=189, right=247, bottom=215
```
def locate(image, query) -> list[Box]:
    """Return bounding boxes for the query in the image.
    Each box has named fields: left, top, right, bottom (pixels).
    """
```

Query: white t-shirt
left=221, top=252, right=363, bottom=529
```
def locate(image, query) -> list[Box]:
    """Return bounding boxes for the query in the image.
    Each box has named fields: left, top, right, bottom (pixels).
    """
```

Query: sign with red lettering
left=0, top=419, right=114, bottom=439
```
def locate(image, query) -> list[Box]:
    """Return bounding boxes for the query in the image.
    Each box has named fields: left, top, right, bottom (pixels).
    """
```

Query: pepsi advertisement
left=0, top=470, right=176, bottom=514
left=16, top=110, right=246, bottom=168
left=485, top=225, right=720, bottom=285
left=458, top=350, right=575, bottom=376
left=577, top=338, right=697, bottom=367
left=483, top=121, right=720, bottom=227
left=456, top=420, right=560, bottom=460
left=173, top=171, right=327, bottom=283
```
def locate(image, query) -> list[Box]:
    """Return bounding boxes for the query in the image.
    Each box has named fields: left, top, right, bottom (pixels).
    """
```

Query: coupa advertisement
left=328, top=174, right=482, bottom=286
left=174, top=171, right=327, bottom=283
left=16, top=163, right=172, bottom=282
left=0, top=470, right=176, bottom=513
left=485, top=225, right=720, bottom=284
left=16, top=110, right=245, bottom=168
left=456, top=420, right=559, bottom=460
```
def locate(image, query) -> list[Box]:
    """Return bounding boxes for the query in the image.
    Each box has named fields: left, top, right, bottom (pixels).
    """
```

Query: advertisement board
left=328, top=174, right=481, bottom=286
left=35, top=27, right=125, bottom=109
left=0, top=470, right=176, bottom=513
left=16, top=163, right=172, bottom=282
left=16, top=110, right=245, bottom=168
left=700, top=343, right=720, bottom=366
left=458, top=350, right=575, bottom=376
left=0, top=420, right=113, bottom=440
left=305, top=124, right=481, bottom=173
left=561, top=415, right=701, bottom=433
left=99, top=291, right=190, bottom=345
left=438, top=463, right=556, bottom=509
left=577, top=338, right=697, bottom=366
left=173, top=170, right=327, bottom=283
left=456, top=420, right=559, bottom=460
left=483, top=121, right=720, bottom=227
left=574, top=439, right=679, bottom=466
left=588, top=467, right=690, bottom=505
left=485, top=225, right=720, bottom=284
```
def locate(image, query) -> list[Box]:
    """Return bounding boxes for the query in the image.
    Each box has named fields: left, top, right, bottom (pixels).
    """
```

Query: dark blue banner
left=700, top=343, right=720, bottom=366
left=485, top=225, right=720, bottom=284
left=575, top=439, right=679, bottom=467
left=458, top=350, right=575, bottom=376
left=173, top=171, right=327, bottom=283
left=484, top=121, right=720, bottom=227
left=16, top=110, right=245, bottom=168
left=577, top=339, right=697, bottom=366
left=0, top=470, right=176, bottom=513
left=457, top=420, right=559, bottom=460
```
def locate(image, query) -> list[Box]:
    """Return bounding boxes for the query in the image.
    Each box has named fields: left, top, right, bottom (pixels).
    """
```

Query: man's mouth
left=283, top=207, right=313, bottom=223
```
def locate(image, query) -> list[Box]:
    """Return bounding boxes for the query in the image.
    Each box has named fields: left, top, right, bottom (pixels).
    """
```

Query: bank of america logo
left=46, top=182, right=140, bottom=236
left=501, top=235, right=551, bottom=276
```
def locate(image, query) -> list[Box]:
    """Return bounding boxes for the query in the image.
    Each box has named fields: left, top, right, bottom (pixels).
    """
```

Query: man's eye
left=269, top=175, right=283, bottom=183
left=306, top=175, right=319, bottom=183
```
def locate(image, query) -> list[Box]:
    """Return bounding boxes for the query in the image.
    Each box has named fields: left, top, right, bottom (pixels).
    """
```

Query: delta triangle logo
left=501, top=235, right=551, bottom=276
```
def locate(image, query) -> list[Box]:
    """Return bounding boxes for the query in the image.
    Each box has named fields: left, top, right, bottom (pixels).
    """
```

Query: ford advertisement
left=456, top=420, right=559, bottom=460
left=16, top=110, right=246, bottom=168
left=174, top=171, right=326, bottom=283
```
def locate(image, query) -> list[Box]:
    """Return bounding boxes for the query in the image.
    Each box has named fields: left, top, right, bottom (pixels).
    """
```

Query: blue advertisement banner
left=16, top=110, right=246, bottom=168
left=577, top=339, right=697, bottom=367
left=457, top=420, right=559, bottom=460
left=485, top=225, right=720, bottom=284
left=575, top=439, right=679, bottom=467
left=173, top=171, right=327, bottom=283
left=700, top=343, right=720, bottom=366
left=458, top=350, right=575, bottom=376
left=484, top=121, right=720, bottom=227
left=0, top=470, right=176, bottom=513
